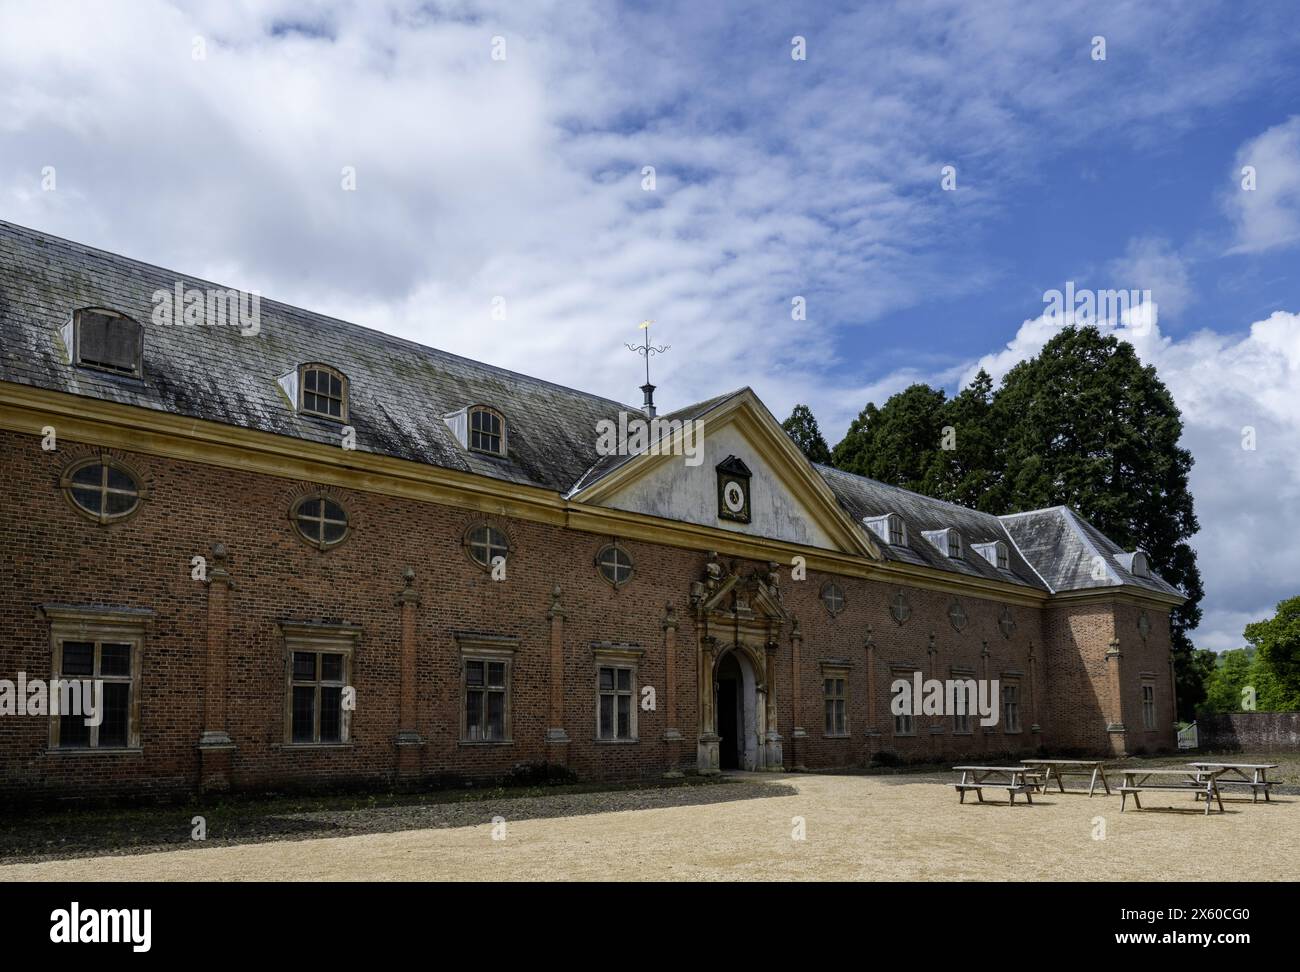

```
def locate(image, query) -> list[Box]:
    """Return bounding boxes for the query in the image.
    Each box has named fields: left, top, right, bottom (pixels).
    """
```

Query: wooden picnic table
left=951, top=765, right=1037, bottom=805
left=1188, top=762, right=1279, bottom=803
left=1119, top=767, right=1225, bottom=815
left=1021, top=758, right=1110, bottom=796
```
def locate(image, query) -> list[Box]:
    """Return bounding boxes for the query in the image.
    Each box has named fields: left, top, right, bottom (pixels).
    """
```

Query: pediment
left=569, top=390, right=878, bottom=558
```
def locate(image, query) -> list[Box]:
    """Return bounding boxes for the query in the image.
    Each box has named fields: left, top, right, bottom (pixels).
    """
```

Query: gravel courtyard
left=3, top=771, right=1296, bottom=881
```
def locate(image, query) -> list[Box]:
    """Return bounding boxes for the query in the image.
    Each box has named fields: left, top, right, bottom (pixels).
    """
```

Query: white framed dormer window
left=974, top=540, right=1009, bottom=570
left=443, top=405, right=508, bottom=457
left=864, top=513, right=907, bottom=547
left=278, top=363, right=349, bottom=422
left=63, top=308, right=144, bottom=378
left=923, top=528, right=962, bottom=559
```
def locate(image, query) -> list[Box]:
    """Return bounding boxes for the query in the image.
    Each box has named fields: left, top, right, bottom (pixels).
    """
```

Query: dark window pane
left=71, top=487, right=102, bottom=514
left=71, top=464, right=102, bottom=486
left=328, top=398, right=341, bottom=417
left=465, top=690, right=483, bottom=738
left=322, top=521, right=346, bottom=543
left=825, top=703, right=834, bottom=735
left=99, top=682, right=130, bottom=747
left=600, top=694, right=613, bottom=738
left=466, top=661, right=483, bottom=686
left=106, top=491, right=138, bottom=515
left=62, top=642, right=94, bottom=676
left=617, top=695, right=630, bottom=738
left=293, top=652, right=316, bottom=680
left=106, top=466, right=136, bottom=492
left=319, top=687, right=341, bottom=742
left=100, top=644, right=131, bottom=677
left=305, top=369, right=318, bottom=392
left=322, top=500, right=345, bottom=522
left=292, top=686, right=316, bottom=742
left=487, top=662, right=505, bottom=687
left=487, top=692, right=504, bottom=739
left=617, top=669, right=631, bottom=692
left=599, top=668, right=613, bottom=691
left=328, top=374, right=341, bottom=397
left=60, top=711, right=91, bottom=748
left=320, top=653, right=343, bottom=682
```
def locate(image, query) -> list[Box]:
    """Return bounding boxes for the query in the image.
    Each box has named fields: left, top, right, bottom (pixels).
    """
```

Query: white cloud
left=1226, top=115, right=1300, bottom=254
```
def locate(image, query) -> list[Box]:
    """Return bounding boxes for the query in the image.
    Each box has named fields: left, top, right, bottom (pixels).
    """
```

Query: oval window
left=293, top=496, right=349, bottom=550
left=466, top=524, right=509, bottom=569
left=596, top=543, right=634, bottom=588
left=62, top=459, right=142, bottom=524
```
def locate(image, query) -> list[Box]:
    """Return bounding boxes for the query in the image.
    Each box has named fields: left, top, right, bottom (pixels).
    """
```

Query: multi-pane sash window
left=598, top=665, right=634, bottom=740
left=469, top=407, right=504, bottom=455
left=823, top=675, right=847, bottom=736
left=290, top=650, right=348, bottom=744
left=465, top=658, right=509, bottom=741
left=281, top=622, right=359, bottom=746
left=894, top=710, right=914, bottom=736
left=1142, top=683, right=1156, bottom=729
left=1002, top=683, right=1021, bottom=733
left=301, top=365, right=346, bottom=420
left=953, top=710, right=972, bottom=734
left=54, top=639, right=136, bottom=749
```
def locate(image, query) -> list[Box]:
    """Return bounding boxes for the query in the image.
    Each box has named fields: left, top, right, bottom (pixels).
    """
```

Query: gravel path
left=3, top=772, right=1296, bottom=881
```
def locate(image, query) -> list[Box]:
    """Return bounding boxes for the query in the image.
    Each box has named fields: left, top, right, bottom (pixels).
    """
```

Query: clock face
left=722, top=479, right=746, bottom=513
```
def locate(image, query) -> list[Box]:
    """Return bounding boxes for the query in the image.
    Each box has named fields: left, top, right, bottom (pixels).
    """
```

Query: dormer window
left=974, top=540, right=1010, bottom=570
left=64, top=308, right=143, bottom=377
left=1116, top=550, right=1150, bottom=578
left=300, top=364, right=348, bottom=421
left=864, top=513, right=907, bottom=547
left=469, top=406, right=506, bottom=456
left=444, top=405, right=508, bottom=457
left=923, top=528, right=963, bottom=559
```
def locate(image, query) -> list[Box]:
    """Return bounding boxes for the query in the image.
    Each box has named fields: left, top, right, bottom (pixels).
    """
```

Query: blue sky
left=3, top=0, right=1300, bottom=651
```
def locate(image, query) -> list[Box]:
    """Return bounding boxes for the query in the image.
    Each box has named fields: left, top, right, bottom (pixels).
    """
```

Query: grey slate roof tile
left=0, top=220, right=1183, bottom=602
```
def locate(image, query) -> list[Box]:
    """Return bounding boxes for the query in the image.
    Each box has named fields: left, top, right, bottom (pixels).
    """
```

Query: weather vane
left=626, top=320, right=669, bottom=416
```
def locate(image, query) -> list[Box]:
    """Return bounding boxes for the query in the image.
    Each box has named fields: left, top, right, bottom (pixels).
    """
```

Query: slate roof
left=0, top=220, right=630, bottom=492
left=0, top=219, right=1183, bottom=601
left=1000, top=507, right=1183, bottom=598
left=817, top=464, right=1050, bottom=590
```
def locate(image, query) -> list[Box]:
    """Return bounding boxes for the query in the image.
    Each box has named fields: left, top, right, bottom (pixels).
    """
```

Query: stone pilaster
left=1028, top=641, right=1043, bottom=736
left=661, top=603, right=683, bottom=776
left=546, top=586, right=571, bottom=761
left=789, top=619, right=806, bottom=770
left=395, top=567, right=424, bottom=779
left=1106, top=636, right=1127, bottom=755
left=862, top=627, right=880, bottom=759
left=198, top=543, right=236, bottom=793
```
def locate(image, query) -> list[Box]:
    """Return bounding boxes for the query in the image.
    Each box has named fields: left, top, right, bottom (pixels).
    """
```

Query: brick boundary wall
left=1197, top=712, right=1300, bottom=752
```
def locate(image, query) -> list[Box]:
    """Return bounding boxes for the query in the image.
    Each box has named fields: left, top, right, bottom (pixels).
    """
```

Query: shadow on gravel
left=0, top=777, right=798, bottom=865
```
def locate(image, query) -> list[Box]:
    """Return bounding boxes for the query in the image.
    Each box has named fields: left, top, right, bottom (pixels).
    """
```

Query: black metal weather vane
left=626, top=320, right=669, bottom=416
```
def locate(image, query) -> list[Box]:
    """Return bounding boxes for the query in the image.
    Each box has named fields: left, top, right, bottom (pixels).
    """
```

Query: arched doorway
left=715, top=648, right=758, bottom=771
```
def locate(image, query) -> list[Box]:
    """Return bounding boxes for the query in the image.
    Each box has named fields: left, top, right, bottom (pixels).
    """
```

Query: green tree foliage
left=1243, top=596, right=1300, bottom=710
left=1200, top=648, right=1254, bottom=713
left=830, top=384, right=947, bottom=491
left=828, top=326, right=1205, bottom=717
left=781, top=404, right=832, bottom=464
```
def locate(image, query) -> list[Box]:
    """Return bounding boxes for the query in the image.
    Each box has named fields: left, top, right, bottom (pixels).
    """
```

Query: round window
left=820, top=582, right=846, bottom=617
left=466, top=524, right=509, bottom=569
left=596, top=543, right=634, bottom=587
left=293, top=496, right=349, bottom=550
left=62, top=459, right=142, bottom=524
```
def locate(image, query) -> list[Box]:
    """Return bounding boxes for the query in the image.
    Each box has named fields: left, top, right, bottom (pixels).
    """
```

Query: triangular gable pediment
left=569, top=390, right=879, bottom=558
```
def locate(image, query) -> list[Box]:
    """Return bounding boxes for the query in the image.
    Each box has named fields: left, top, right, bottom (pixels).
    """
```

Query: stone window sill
left=44, top=747, right=143, bottom=756
left=595, top=737, right=639, bottom=745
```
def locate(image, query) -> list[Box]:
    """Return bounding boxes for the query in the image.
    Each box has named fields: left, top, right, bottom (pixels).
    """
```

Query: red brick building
left=0, top=222, right=1185, bottom=802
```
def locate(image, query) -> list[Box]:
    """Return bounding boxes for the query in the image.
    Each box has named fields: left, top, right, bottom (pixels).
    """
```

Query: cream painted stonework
left=599, top=422, right=838, bottom=549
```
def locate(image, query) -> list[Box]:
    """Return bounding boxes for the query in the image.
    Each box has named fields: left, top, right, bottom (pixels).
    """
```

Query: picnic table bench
left=1118, top=768, right=1225, bottom=815
left=951, top=766, right=1037, bottom=805
left=1021, top=758, right=1110, bottom=796
left=1188, top=763, right=1279, bottom=803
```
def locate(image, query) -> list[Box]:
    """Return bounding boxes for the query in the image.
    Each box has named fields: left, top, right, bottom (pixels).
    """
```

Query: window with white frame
left=864, top=513, right=907, bottom=547
left=458, top=636, right=516, bottom=742
left=593, top=645, right=642, bottom=741
left=299, top=364, right=348, bottom=421
left=468, top=406, right=506, bottom=456
left=282, top=622, right=359, bottom=745
left=823, top=668, right=848, bottom=737
left=43, top=606, right=151, bottom=751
